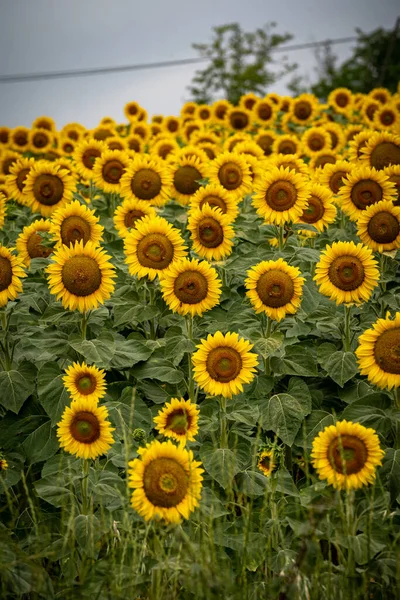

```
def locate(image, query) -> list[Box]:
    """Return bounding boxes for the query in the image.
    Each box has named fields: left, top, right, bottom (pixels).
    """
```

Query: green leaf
left=37, top=362, right=70, bottom=425
left=200, top=442, right=241, bottom=489
left=22, top=420, right=59, bottom=464
left=165, top=335, right=196, bottom=366
left=68, top=330, right=115, bottom=368
left=322, top=350, right=358, bottom=387
left=236, top=470, right=269, bottom=496
left=254, top=332, right=284, bottom=358
left=341, top=399, right=392, bottom=434
left=262, top=393, right=311, bottom=446
left=132, top=357, right=184, bottom=384
left=16, top=329, right=69, bottom=362
left=111, top=334, right=154, bottom=369
left=114, top=301, right=159, bottom=327
left=73, top=515, right=102, bottom=557
left=271, top=346, right=318, bottom=377
left=35, top=476, right=75, bottom=508
left=294, top=410, right=335, bottom=449
left=0, top=363, right=36, bottom=413
left=381, top=449, right=400, bottom=502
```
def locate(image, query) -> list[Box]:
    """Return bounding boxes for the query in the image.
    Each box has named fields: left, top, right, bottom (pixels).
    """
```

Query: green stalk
left=343, top=304, right=352, bottom=352
left=148, top=286, right=156, bottom=339
left=278, top=225, right=285, bottom=251
left=0, top=311, right=11, bottom=370
left=264, top=316, right=272, bottom=376
left=81, top=459, right=90, bottom=515
left=81, top=311, right=89, bottom=341
left=185, top=315, right=195, bottom=402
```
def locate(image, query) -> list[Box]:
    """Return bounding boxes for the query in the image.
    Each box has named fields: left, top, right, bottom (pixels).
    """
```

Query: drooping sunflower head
left=63, top=361, right=107, bottom=403
left=252, top=166, right=310, bottom=226
left=159, top=257, right=222, bottom=317
left=113, top=198, right=157, bottom=239
left=187, top=204, right=235, bottom=262
left=49, top=199, right=104, bottom=248
left=245, top=258, right=305, bottom=322
left=298, top=182, right=337, bottom=232
left=360, top=131, right=400, bottom=171
left=192, top=331, right=258, bottom=399
left=0, top=245, right=26, bottom=307
left=319, top=160, right=352, bottom=196
left=46, top=239, right=116, bottom=312
left=153, top=398, right=200, bottom=443
left=257, top=450, right=276, bottom=477
left=124, top=215, right=187, bottom=281
left=57, top=397, right=114, bottom=460
left=356, top=200, right=400, bottom=253
left=311, top=420, right=384, bottom=490
left=272, top=134, right=302, bottom=156
left=314, top=240, right=379, bottom=305
left=16, top=219, right=53, bottom=266
left=170, top=155, right=208, bottom=206
left=92, top=149, right=131, bottom=193
left=73, top=138, right=108, bottom=180
left=120, top=155, right=172, bottom=206
left=207, top=151, right=252, bottom=199
left=7, top=157, right=36, bottom=204
left=338, top=166, right=397, bottom=220
left=190, top=183, right=239, bottom=221
left=24, top=161, right=76, bottom=217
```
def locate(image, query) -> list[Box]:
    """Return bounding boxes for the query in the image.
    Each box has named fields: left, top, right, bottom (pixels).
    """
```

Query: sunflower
left=356, top=200, right=400, bottom=253
left=170, top=156, right=208, bottom=206
left=257, top=450, right=276, bottom=477
left=196, top=104, right=213, bottom=123
left=46, top=240, right=116, bottom=312
left=356, top=312, right=400, bottom=389
left=207, top=151, right=252, bottom=199
left=32, top=116, right=56, bottom=132
left=370, top=88, right=391, bottom=104
left=190, top=183, right=239, bottom=221
left=328, top=88, right=353, bottom=115
left=347, top=130, right=375, bottom=164
left=252, top=98, right=277, bottom=127
left=192, top=331, right=258, bottom=399
left=383, top=164, right=400, bottom=206
left=49, top=200, right=104, bottom=248
left=153, top=398, right=200, bottom=443
left=0, top=245, right=26, bottom=307
left=239, top=92, right=260, bottom=111
left=162, top=116, right=181, bottom=136
left=314, top=241, right=379, bottom=305
left=0, top=150, right=20, bottom=176
left=114, top=198, right=157, bottom=239
left=92, top=149, right=131, bottom=193
left=338, top=166, right=396, bottom=220
left=254, top=130, right=278, bottom=156
left=245, top=258, right=305, bottom=322
left=0, top=192, right=6, bottom=229
left=309, top=151, right=337, bottom=171
left=59, top=137, right=77, bottom=156
left=252, top=166, right=310, bottom=225
left=321, top=122, right=346, bottom=153
left=234, top=140, right=265, bottom=160
left=319, top=160, right=352, bottom=195
left=212, top=99, right=231, bottom=123
left=10, top=126, right=30, bottom=152
left=24, top=161, right=76, bottom=217
left=361, top=99, right=380, bottom=126
left=160, top=257, right=221, bottom=317
left=311, top=420, right=384, bottom=490
left=168, top=145, right=209, bottom=165
left=190, top=130, right=220, bottom=146
left=125, top=133, right=145, bottom=154
left=57, top=397, right=114, bottom=460
left=91, top=126, right=115, bottom=141
left=270, top=154, right=309, bottom=177
left=128, top=439, right=203, bottom=523
left=196, top=141, right=219, bottom=160
left=360, top=131, right=400, bottom=171
left=131, top=123, right=150, bottom=141
left=16, top=219, right=53, bottom=266
left=7, top=157, right=36, bottom=204
left=187, top=205, right=235, bottom=262
left=63, top=361, right=107, bottom=403
left=124, top=101, right=142, bottom=122
left=0, top=127, right=10, bottom=147
left=302, top=127, right=332, bottom=156
left=298, top=183, right=337, bottom=231
left=289, top=94, right=319, bottom=125
left=223, top=133, right=249, bottom=153
left=73, top=138, right=107, bottom=180
left=62, top=123, right=86, bottom=142
left=150, top=136, right=179, bottom=161
left=120, top=155, right=172, bottom=206
left=373, top=104, right=400, bottom=131
left=124, top=215, right=187, bottom=281
left=0, top=456, right=8, bottom=471
left=29, top=128, right=54, bottom=154
left=272, top=134, right=302, bottom=156
left=225, top=107, right=253, bottom=132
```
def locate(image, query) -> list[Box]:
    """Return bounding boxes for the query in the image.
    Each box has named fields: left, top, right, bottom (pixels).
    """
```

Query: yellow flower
left=187, top=204, right=235, bottom=262
left=302, top=127, right=332, bottom=156
left=10, top=126, right=30, bottom=152
left=29, top=128, right=54, bottom=154
left=63, top=361, right=107, bottom=403
left=0, top=192, right=6, bottom=230
left=0, top=457, right=8, bottom=471
left=225, top=106, right=253, bottom=131
left=128, top=439, right=203, bottom=523
left=288, top=94, right=319, bottom=125
left=113, top=198, right=156, bottom=239
left=319, top=160, right=352, bottom=195
left=192, top=331, right=258, bottom=399
left=314, top=241, right=379, bottom=305
left=160, top=257, right=221, bottom=317
left=272, top=134, right=302, bottom=157
left=49, top=199, right=103, bottom=248
left=92, top=149, right=131, bottom=193
left=169, top=155, right=208, bottom=206
left=212, top=99, right=231, bottom=123
left=124, top=101, right=142, bottom=122
left=309, top=150, right=337, bottom=171
left=0, top=150, right=21, bottom=176
left=6, top=157, right=36, bottom=205
left=360, top=131, right=400, bottom=171
left=0, top=127, right=10, bottom=147
left=16, top=219, right=53, bottom=266
left=269, top=153, right=309, bottom=177
left=252, top=98, right=278, bottom=127
left=46, top=240, right=116, bottom=312
left=383, top=164, right=400, bottom=206
left=311, top=420, right=384, bottom=490
left=32, top=116, right=56, bottom=133
left=328, top=88, right=354, bottom=115
left=24, top=161, right=76, bottom=217
left=254, top=130, right=277, bottom=157
left=162, top=116, right=181, bottom=136
left=297, top=183, right=337, bottom=231
left=149, top=136, right=179, bottom=161
left=373, top=103, right=400, bottom=131
left=338, top=166, right=396, bottom=221
left=356, top=200, right=400, bottom=252
left=120, top=155, right=172, bottom=206
left=239, top=92, right=260, bottom=111
left=190, top=183, right=239, bottom=221
left=57, top=397, right=114, bottom=460
left=0, top=245, right=26, bottom=307
left=153, top=398, right=200, bottom=443
left=245, top=258, right=305, bottom=322
left=257, top=450, right=276, bottom=477
left=207, top=151, right=252, bottom=199
left=73, top=138, right=108, bottom=180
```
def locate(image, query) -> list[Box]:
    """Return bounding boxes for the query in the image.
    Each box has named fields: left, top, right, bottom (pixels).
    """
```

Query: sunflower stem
left=278, top=225, right=285, bottom=251
left=219, top=396, right=228, bottom=448
left=0, top=310, right=12, bottom=370
left=148, top=286, right=156, bottom=340
left=343, top=304, right=352, bottom=352
left=81, top=459, right=90, bottom=515
left=263, top=315, right=272, bottom=377
left=81, top=311, right=88, bottom=341
left=185, top=315, right=195, bottom=402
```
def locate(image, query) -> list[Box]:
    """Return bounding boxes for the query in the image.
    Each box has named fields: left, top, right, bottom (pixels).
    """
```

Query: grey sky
left=0, top=0, right=399, bottom=129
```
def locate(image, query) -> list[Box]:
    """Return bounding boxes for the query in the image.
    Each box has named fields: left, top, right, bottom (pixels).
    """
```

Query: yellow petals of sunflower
left=153, top=398, right=200, bottom=443
left=63, top=361, right=107, bottom=403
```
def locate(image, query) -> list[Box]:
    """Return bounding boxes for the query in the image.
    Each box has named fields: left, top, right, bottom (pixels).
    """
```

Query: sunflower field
left=1, top=87, right=400, bottom=600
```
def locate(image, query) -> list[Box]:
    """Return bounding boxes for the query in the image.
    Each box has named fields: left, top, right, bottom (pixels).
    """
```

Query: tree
left=188, top=22, right=297, bottom=105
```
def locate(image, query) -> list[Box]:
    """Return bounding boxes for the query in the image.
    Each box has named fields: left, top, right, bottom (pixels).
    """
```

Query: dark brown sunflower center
left=244, top=98, right=256, bottom=110
left=26, top=232, right=53, bottom=259
left=335, top=93, right=349, bottom=108
left=370, top=142, right=400, bottom=170
left=279, top=140, right=297, bottom=154
left=0, top=130, right=9, bottom=143
left=315, top=154, right=336, bottom=168
left=82, top=148, right=101, bottom=170
left=301, top=195, right=324, bottom=223
left=63, top=142, right=74, bottom=154
left=256, top=269, right=294, bottom=307
left=218, top=162, right=242, bottom=190
left=33, top=174, right=64, bottom=206
left=260, top=455, right=271, bottom=470
left=367, top=211, right=400, bottom=243
left=14, top=132, right=28, bottom=147
left=128, top=138, right=141, bottom=152
left=328, top=256, right=365, bottom=291
left=124, top=209, right=145, bottom=228
left=70, top=411, right=100, bottom=444
left=230, top=111, right=249, bottom=130
left=206, top=346, right=242, bottom=382
left=0, top=256, right=12, bottom=292
left=165, top=409, right=190, bottom=435
left=3, top=157, right=18, bottom=175
left=366, top=103, right=378, bottom=120
left=380, top=110, right=395, bottom=126
left=167, top=120, right=179, bottom=133
left=265, top=180, right=297, bottom=211
left=199, top=109, right=211, bottom=120
left=143, top=457, right=189, bottom=507
left=351, top=179, right=382, bottom=210
left=173, top=270, right=208, bottom=304
left=199, top=195, right=227, bottom=213
left=137, top=233, right=174, bottom=269
left=202, top=146, right=216, bottom=160
left=257, top=104, right=272, bottom=120
left=174, top=165, right=202, bottom=195
left=60, top=215, right=91, bottom=246
left=294, top=101, right=312, bottom=120
left=308, top=134, right=325, bottom=151
left=131, top=168, right=162, bottom=200
left=215, top=105, right=227, bottom=119
left=128, top=104, right=138, bottom=115
left=330, top=171, right=347, bottom=194
left=328, top=434, right=367, bottom=474
left=158, top=144, right=173, bottom=159
left=62, top=255, right=102, bottom=296
left=374, top=328, right=400, bottom=374
left=76, top=374, right=97, bottom=395
left=329, top=130, right=339, bottom=149
left=16, top=168, right=30, bottom=192
left=197, top=217, right=224, bottom=248
left=102, top=159, right=125, bottom=184
left=32, top=132, right=49, bottom=149
left=257, top=135, right=274, bottom=156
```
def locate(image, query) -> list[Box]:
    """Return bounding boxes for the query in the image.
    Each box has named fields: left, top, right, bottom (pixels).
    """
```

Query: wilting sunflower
left=159, top=257, right=221, bottom=317
left=190, top=183, right=239, bottom=221
left=113, top=198, right=156, bottom=239
left=360, top=131, right=400, bottom=171
left=63, top=361, right=107, bottom=403
left=192, top=331, right=258, bottom=399
left=272, top=134, right=302, bottom=156
left=338, top=166, right=396, bottom=220
left=29, top=128, right=54, bottom=154
left=170, top=156, right=208, bottom=206
left=245, top=258, right=305, bottom=322
left=73, top=138, right=107, bottom=180
left=128, top=439, right=203, bottom=523
left=47, top=240, right=116, bottom=312
left=57, top=397, right=114, bottom=460
left=302, top=127, right=332, bottom=156
left=24, top=161, right=75, bottom=217
left=356, top=200, right=400, bottom=253
left=252, top=166, right=310, bottom=225
left=7, top=157, right=36, bottom=204
left=319, top=160, right=352, bottom=195
left=314, top=241, right=379, bottom=305
left=120, top=155, right=172, bottom=206
left=356, top=311, right=400, bottom=389
left=92, top=149, right=131, bottom=193
left=49, top=200, right=104, bottom=248
left=298, top=183, right=337, bottom=232
left=0, top=245, right=26, bottom=307
left=187, top=205, right=235, bottom=262
left=311, top=420, right=384, bottom=490
left=124, top=215, right=187, bottom=281
left=257, top=450, right=276, bottom=477
left=255, top=130, right=278, bottom=157
left=16, top=219, right=53, bottom=266
left=207, top=151, right=252, bottom=199
left=10, top=126, right=30, bottom=152
left=153, top=398, right=200, bottom=443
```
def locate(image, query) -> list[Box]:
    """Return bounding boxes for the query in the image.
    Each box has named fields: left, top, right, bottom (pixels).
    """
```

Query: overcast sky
left=0, top=0, right=399, bottom=129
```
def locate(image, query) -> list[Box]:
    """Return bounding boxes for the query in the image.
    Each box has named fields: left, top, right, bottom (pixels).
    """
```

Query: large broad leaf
left=37, top=362, right=71, bottom=425
left=341, top=399, right=392, bottom=434
left=132, top=357, right=184, bottom=384
left=294, top=410, right=335, bottom=449
left=321, top=350, right=358, bottom=387
left=114, top=301, right=159, bottom=328
left=35, top=476, right=75, bottom=508
left=68, top=330, right=115, bottom=368
left=262, top=392, right=311, bottom=446
left=200, top=442, right=241, bottom=489
left=271, top=346, right=318, bottom=377
left=22, top=420, right=59, bottom=464
left=110, top=334, right=154, bottom=370
left=0, top=362, right=36, bottom=414
left=15, top=329, right=69, bottom=362
left=381, top=449, right=400, bottom=502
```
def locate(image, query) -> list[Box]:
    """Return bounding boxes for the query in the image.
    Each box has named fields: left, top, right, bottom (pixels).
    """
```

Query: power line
left=0, top=36, right=357, bottom=84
